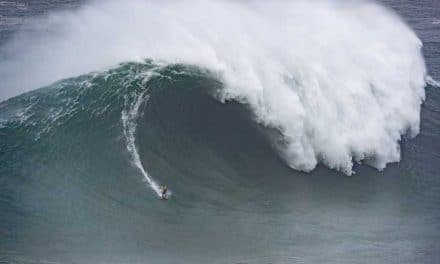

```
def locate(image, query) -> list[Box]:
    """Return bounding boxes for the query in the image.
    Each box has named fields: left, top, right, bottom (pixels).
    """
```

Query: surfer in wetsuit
left=160, top=185, right=168, bottom=199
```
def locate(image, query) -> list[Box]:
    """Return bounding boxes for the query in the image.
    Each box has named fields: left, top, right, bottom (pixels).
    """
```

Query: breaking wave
left=0, top=0, right=428, bottom=175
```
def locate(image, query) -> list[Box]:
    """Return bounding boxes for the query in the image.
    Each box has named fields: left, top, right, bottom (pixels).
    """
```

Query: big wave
left=0, top=0, right=428, bottom=175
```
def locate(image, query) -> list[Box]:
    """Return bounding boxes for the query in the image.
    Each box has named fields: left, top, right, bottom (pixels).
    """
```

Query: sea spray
left=121, top=73, right=162, bottom=196
left=0, top=0, right=428, bottom=174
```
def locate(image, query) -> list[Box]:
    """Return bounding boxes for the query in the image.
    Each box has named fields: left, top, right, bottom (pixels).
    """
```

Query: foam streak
left=121, top=86, right=161, bottom=196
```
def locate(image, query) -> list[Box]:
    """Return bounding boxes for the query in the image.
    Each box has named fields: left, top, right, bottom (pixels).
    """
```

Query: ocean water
left=0, top=1, right=439, bottom=263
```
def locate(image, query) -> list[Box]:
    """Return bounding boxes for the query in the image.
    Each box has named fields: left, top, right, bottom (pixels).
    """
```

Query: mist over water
left=0, top=0, right=428, bottom=174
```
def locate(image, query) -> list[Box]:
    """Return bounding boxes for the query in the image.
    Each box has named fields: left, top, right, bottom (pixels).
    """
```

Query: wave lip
left=0, top=0, right=428, bottom=175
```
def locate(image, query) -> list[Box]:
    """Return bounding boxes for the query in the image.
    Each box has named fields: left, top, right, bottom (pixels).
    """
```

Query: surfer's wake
left=121, top=71, right=162, bottom=196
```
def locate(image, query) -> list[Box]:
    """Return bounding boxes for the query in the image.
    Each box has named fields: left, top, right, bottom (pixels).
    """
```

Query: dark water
left=0, top=1, right=440, bottom=264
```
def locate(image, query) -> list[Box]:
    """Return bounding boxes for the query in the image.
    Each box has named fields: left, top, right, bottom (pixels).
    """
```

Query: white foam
left=0, top=0, right=427, bottom=174
left=121, top=81, right=161, bottom=196
left=426, top=76, right=440, bottom=88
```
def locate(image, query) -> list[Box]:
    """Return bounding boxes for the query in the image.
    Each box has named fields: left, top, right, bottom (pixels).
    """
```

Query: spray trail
left=121, top=85, right=161, bottom=197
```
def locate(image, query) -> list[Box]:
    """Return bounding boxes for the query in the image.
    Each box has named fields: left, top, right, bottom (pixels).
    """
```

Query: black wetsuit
left=161, top=188, right=167, bottom=199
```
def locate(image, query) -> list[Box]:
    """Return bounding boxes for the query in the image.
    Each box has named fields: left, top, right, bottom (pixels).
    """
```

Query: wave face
left=1, top=60, right=439, bottom=264
left=0, top=62, right=248, bottom=199
left=0, top=0, right=428, bottom=174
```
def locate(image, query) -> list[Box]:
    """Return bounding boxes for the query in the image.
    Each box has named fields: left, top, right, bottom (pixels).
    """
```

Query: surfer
left=159, top=185, right=168, bottom=200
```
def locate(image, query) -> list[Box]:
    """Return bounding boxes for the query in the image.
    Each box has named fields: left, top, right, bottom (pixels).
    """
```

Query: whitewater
left=0, top=0, right=428, bottom=175
left=121, top=82, right=161, bottom=196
